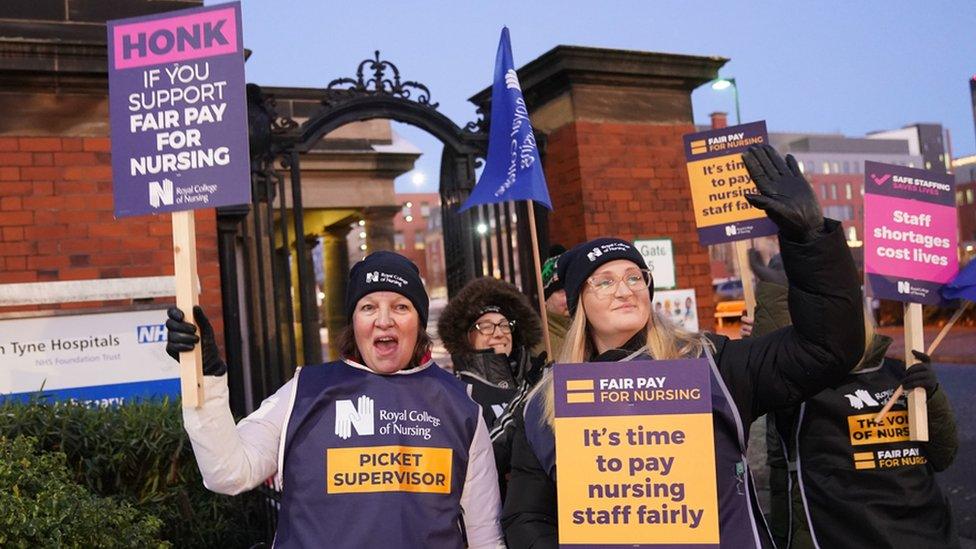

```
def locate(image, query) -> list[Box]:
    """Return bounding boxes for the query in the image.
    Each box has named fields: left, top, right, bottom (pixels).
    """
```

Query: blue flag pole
left=464, top=27, right=553, bottom=358
left=526, top=199, right=552, bottom=359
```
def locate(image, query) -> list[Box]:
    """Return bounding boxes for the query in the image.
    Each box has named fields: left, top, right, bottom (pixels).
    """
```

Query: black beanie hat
left=346, top=251, right=429, bottom=327
left=560, top=237, right=651, bottom=315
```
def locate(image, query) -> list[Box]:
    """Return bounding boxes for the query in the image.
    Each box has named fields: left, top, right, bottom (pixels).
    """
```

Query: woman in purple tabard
left=501, top=145, right=865, bottom=548
left=166, top=252, right=505, bottom=548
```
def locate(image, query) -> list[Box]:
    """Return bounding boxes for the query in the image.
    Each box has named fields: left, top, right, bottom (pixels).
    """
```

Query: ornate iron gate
left=219, top=52, right=548, bottom=416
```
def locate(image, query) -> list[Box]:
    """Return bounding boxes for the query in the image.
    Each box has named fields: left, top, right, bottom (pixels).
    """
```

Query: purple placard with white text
left=864, top=161, right=957, bottom=304
left=107, top=2, right=250, bottom=218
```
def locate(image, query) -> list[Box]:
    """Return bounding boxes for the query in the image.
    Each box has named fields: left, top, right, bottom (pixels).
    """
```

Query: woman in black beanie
left=166, top=251, right=505, bottom=548
left=501, top=144, right=865, bottom=548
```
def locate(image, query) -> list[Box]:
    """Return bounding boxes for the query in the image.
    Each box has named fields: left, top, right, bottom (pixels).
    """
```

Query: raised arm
left=167, top=306, right=286, bottom=494
left=714, top=145, right=864, bottom=423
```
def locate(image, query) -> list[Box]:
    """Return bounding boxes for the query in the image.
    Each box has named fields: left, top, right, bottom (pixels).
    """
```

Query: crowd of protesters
left=166, top=144, right=959, bottom=548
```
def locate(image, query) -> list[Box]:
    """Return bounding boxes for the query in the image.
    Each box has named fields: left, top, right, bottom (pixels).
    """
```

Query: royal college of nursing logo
left=335, top=395, right=375, bottom=439
left=844, top=389, right=880, bottom=410
left=586, top=247, right=603, bottom=262
left=364, top=271, right=407, bottom=287
left=504, top=69, right=521, bottom=91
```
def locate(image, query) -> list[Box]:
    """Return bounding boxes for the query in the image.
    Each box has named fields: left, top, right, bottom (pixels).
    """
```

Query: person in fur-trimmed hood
left=438, top=277, right=545, bottom=425
left=438, top=277, right=547, bottom=499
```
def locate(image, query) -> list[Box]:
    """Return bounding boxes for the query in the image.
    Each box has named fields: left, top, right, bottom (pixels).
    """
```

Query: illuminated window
left=421, top=202, right=431, bottom=217
left=394, top=232, right=405, bottom=251
left=845, top=183, right=852, bottom=200
left=822, top=162, right=831, bottom=174
left=414, top=241, right=425, bottom=251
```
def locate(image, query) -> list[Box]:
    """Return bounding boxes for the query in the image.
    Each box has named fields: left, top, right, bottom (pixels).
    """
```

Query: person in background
left=166, top=252, right=505, bottom=548
left=438, top=276, right=546, bottom=500
left=743, top=252, right=959, bottom=549
left=533, top=245, right=570, bottom=361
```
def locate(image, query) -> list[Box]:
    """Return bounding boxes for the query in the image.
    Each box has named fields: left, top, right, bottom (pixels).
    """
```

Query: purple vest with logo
left=274, top=360, right=481, bottom=548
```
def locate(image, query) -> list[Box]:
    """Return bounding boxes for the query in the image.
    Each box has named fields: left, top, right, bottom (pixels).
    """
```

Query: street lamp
left=711, top=77, right=740, bottom=125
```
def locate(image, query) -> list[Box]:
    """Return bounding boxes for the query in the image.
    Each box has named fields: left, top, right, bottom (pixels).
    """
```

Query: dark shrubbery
left=0, top=435, right=165, bottom=547
left=0, top=398, right=269, bottom=547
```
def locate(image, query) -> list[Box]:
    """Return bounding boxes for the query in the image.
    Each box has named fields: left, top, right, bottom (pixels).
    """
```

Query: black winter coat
left=501, top=221, right=864, bottom=548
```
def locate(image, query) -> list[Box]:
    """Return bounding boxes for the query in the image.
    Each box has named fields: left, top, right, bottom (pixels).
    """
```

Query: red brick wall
left=544, top=121, right=715, bottom=329
left=0, top=136, right=224, bottom=346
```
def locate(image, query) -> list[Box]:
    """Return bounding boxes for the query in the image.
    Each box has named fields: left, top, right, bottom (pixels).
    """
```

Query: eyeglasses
left=470, top=319, right=516, bottom=336
left=586, top=269, right=653, bottom=298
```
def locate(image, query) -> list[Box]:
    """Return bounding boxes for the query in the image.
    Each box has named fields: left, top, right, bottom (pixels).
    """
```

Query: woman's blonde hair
left=536, top=298, right=713, bottom=427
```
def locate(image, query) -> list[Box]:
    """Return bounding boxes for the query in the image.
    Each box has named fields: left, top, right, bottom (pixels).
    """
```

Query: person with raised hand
left=501, top=144, right=864, bottom=548
left=166, top=251, right=505, bottom=548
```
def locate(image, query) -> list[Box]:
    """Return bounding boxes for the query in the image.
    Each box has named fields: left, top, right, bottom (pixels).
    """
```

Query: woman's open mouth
left=373, top=335, right=399, bottom=356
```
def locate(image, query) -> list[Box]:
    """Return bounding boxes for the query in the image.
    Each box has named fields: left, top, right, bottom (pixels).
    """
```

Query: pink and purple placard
left=107, top=2, right=250, bottom=218
left=864, top=161, right=958, bottom=305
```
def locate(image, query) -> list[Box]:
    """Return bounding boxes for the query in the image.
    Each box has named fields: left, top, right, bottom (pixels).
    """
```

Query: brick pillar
left=471, top=47, right=727, bottom=329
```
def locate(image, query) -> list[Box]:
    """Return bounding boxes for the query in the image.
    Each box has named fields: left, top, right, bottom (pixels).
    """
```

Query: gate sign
left=635, top=238, right=676, bottom=290
left=0, top=309, right=179, bottom=406
left=864, top=161, right=958, bottom=304
left=108, top=2, right=250, bottom=218
left=683, top=121, right=777, bottom=245
left=554, top=359, right=719, bottom=547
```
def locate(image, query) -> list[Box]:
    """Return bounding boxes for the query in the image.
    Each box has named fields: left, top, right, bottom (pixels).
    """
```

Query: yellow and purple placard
left=864, top=161, right=957, bottom=304
left=554, top=359, right=718, bottom=547
left=682, top=121, right=777, bottom=245
left=107, top=2, right=250, bottom=218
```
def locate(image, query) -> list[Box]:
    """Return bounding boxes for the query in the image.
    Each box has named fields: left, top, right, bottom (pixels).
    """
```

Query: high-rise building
left=952, top=155, right=976, bottom=260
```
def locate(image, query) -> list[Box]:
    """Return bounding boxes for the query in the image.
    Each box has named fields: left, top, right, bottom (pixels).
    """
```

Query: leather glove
left=748, top=249, right=788, bottom=286
left=741, top=144, right=825, bottom=243
left=902, top=350, right=938, bottom=398
left=165, top=306, right=227, bottom=376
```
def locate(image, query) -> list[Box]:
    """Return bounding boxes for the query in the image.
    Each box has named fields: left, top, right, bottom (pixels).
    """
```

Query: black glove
left=901, top=350, right=938, bottom=398
left=748, top=249, right=788, bottom=286
left=741, top=144, right=825, bottom=243
left=165, top=306, right=227, bottom=376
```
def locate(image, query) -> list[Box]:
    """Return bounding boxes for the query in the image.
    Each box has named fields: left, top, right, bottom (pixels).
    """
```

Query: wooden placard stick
left=527, top=200, right=553, bottom=360
left=172, top=210, right=204, bottom=408
left=903, top=302, right=928, bottom=441
left=733, top=240, right=757, bottom=319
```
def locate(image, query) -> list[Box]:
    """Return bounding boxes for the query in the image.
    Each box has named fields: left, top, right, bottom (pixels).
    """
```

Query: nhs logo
left=335, top=395, right=375, bottom=439
left=148, top=178, right=174, bottom=208
left=725, top=225, right=738, bottom=237
left=136, top=324, right=167, bottom=344
left=897, top=281, right=911, bottom=294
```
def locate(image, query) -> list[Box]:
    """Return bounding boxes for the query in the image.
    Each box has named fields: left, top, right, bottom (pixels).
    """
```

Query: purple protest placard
left=107, top=2, right=250, bottom=218
left=553, top=359, right=719, bottom=546
left=683, top=121, right=777, bottom=245
left=864, top=161, right=958, bottom=304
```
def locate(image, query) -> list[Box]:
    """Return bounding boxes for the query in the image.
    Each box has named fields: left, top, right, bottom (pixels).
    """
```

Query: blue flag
left=460, top=27, right=552, bottom=212
left=941, top=260, right=976, bottom=302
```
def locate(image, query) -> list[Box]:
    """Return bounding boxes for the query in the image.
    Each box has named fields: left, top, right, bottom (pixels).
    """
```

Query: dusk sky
left=224, top=1, right=976, bottom=193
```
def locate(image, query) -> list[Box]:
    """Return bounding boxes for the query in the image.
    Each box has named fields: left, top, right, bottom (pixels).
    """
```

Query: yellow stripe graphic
left=853, top=452, right=874, bottom=461
left=566, top=392, right=595, bottom=404
left=566, top=380, right=594, bottom=391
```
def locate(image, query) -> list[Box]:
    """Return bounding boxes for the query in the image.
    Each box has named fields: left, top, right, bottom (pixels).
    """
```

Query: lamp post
left=711, top=77, right=740, bottom=125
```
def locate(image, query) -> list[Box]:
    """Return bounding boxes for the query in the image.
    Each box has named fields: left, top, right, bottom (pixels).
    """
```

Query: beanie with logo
left=345, top=251, right=429, bottom=327
left=559, top=237, right=650, bottom=315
